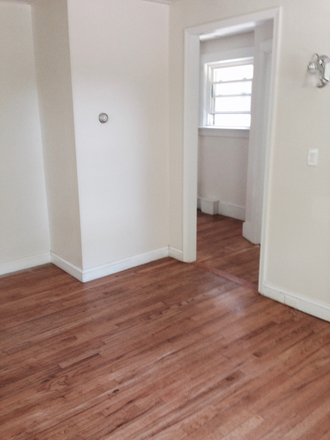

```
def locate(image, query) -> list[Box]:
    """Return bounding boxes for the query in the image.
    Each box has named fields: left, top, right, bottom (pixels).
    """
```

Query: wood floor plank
left=1, top=214, right=330, bottom=438
left=196, top=211, right=260, bottom=284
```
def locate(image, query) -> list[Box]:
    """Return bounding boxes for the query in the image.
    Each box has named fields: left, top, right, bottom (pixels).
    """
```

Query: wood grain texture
left=1, top=215, right=330, bottom=439
left=196, top=211, right=260, bottom=285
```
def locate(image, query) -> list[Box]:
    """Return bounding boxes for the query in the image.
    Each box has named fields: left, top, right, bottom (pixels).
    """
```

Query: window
left=204, top=59, right=254, bottom=129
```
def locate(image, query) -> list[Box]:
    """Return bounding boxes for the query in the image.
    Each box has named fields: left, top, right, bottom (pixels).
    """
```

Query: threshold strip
left=192, top=261, right=258, bottom=291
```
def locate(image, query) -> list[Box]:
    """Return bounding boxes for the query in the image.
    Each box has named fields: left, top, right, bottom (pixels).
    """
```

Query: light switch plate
left=307, top=148, right=318, bottom=166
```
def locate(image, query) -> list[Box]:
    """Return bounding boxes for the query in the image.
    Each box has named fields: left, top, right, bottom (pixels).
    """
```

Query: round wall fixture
left=99, top=113, right=109, bottom=123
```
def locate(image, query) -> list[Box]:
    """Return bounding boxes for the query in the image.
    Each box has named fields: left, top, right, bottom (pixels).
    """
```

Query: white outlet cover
left=307, top=148, right=318, bottom=166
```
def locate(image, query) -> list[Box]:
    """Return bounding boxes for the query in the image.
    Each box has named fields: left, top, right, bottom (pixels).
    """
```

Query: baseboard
left=0, top=252, right=51, bottom=276
left=51, top=253, right=84, bottom=282
left=82, top=247, right=170, bottom=282
left=169, top=247, right=184, bottom=261
left=143, top=0, right=172, bottom=5
left=218, top=201, right=245, bottom=221
left=52, top=247, right=171, bottom=283
left=242, top=221, right=259, bottom=244
left=261, top=282, right=330, bottom=323
left=198, top=197, right=245, bottom=221
left=3, top=246, right=183, bottom=283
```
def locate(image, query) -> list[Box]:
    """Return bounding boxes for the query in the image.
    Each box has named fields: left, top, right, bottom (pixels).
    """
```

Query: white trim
left=169, top=247, right=184, bottom=261
left=183, top=32, right=200, bottom=262
left=0, top=252, right=51, bottom=276
left=199, top=127, right=249, bottom=138
left=1, top=246, right=184, bottom=282
left=243, top=35, right=274, bottom=245
left=218, top=201, right=245, bottom=221
left=142, top=0, right=171, bottom=4
left=190, top=8, right=282, bottom=40
left=81, top=248, right=170, bottom=283
left=261, top=283, right=330, bottom=323
left=201, top=47, right=254, bottom=65
left=198, top=197, right=245, bottom=220
left=258, top=10, right=282, bottom=292
left=200, top=47, right=255, bottom=128
left=52, top=247, right=173, bottom=283
left=242, top=221, right=255, bottom=241
left=51, top=252, right=84, bottom=281
left=199, top=197, right=219, bottom=215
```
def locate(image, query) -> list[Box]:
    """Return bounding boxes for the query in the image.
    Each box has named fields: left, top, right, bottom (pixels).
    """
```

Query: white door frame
left=182, top=8, right=282, bottom=291
left=243, top=35, right=273, bottom=245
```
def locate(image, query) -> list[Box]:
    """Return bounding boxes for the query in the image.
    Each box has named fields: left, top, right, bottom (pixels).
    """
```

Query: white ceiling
left=3, top=0, right=172, bottom=3
left=3, top=0, right=35, bottom=3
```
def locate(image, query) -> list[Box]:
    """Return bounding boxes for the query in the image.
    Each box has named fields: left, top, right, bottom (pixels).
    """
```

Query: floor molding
left=169, top=247, right=183, bottom=261
left=262, top=283, right=330, bottom=323
left=0, top=252, right=51, bottom=276
left=197, top=198, right=245, bottom=221
left=3, top=246, right=183, bottom=282
left=52, top=247, right=171, bottom=283
left=51, top=253, right=83, bottom=282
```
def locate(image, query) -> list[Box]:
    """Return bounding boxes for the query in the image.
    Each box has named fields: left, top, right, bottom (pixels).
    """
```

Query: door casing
left=182, top=8, right=282, bottom=293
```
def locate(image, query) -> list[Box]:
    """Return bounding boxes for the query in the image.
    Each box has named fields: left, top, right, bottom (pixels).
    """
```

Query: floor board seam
left=192, top=261, right=258, bottom=292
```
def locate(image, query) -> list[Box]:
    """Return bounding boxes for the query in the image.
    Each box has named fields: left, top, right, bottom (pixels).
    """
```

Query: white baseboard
left=198, top=197, right=245, bottom=221
left=0, top=252, right=51, bottom=276
left=261, top=282, right=330, bottom=323
left=52, top=247, right=172, bottom=283
left=218, top=201, right=245, bottom=221
left=51, top=252, right=84, bottom=282
left=81, top=247, right=170, bottom=282
left=143, top=0, right=172, bottom=5
left=242, top=221, right=259, bottom=244
left=2, top=246, right=184, bottom=283
left=169, top=247, right=184, bottom=261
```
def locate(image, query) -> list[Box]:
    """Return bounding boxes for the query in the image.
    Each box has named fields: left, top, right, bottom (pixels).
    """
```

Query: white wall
left=0, top=2, right=50, bottom=275
left=201, top=30, right=254, bottom=55
left=32, top=0, right=83, bottom=268
left=169, top=0, right=330, bottom=314
left=68, top=0, right=170, bottom=270
left=198, top=134, right=249, bottom=220
left=198, top=32, right=254, bottom=220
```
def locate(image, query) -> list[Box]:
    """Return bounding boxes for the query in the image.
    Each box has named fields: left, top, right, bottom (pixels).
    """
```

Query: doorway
left=182, top=8, right=281, bottom=293
left=196, top=211, right=260, bottom=286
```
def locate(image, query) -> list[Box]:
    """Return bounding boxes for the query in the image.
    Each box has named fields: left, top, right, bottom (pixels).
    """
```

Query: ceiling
left=3, top=0, right=35, bottom=3
left=3, top=0, right=172, bottom=3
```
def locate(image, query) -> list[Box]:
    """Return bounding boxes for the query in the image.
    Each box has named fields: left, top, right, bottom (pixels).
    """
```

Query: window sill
left=198, top=127, right=249, bottom=138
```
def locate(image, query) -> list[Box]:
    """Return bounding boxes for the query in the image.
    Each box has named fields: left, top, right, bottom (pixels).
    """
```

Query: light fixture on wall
left=305, top=53, right=330, bottom=88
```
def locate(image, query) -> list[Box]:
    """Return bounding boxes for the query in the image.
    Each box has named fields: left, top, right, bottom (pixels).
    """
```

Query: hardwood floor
left=196, top=211, right=260, bottom=285
left=1, top=221, right=330, bottom=439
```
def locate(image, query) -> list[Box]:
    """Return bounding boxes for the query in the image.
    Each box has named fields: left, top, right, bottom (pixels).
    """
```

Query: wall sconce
left=305, top=53, right=330, bottom=88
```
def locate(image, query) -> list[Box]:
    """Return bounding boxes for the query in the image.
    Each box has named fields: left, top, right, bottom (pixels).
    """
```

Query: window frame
left=199, top=47, right=254, bottom=135
left=207, top=59, right=254, bottom=128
